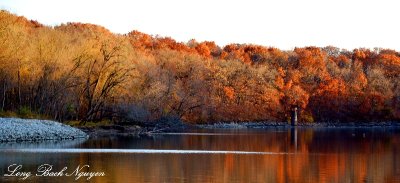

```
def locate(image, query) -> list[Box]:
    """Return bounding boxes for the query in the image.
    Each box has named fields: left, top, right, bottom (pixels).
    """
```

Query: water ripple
left=0, top=148, right=294, bottom=155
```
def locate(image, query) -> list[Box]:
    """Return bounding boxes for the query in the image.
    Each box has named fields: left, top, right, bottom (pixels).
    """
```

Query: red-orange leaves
left=294, top=47, right=330, bottom=83
left=127, top=30, right=154, bottom=51
left=195, top=43, right=211, bottom=58
left=316, top=79, right=347, bottom=97
left=275, top=67, right=286, bottom=90
left=377, top=51, right=400, bottom=77
left=223, top=86, right=235, bottom=100
left=282, top=85, right=309, bottom=110
left=350, top=61, right=368, bottom=92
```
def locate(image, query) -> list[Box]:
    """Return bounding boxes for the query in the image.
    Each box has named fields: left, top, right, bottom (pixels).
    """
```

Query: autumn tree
left=1, top=10, right=399, bottom=124
left=72, top=40, right=133, bottom=122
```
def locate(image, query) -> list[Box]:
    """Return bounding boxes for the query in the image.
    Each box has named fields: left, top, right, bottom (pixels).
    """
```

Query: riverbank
left=78, top=123, right=190, bottom=137
left=78, top=121, right=400, bottom=138
left=2, top=117, right=399, bottom=142
left=0, top=118, right=88, bottom=142
left=79, top=125, right=147, bottom=137
left=197, top=121, right=400, bottom=129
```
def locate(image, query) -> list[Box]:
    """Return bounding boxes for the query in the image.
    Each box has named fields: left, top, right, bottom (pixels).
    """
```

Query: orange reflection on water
left=69, top=128, right=400, bottom=183
left=1, top=128, right=400, bottom=183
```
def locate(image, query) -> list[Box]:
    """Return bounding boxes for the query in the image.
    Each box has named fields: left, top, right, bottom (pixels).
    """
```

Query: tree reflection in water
left=1, top=128, right=399, bottom=183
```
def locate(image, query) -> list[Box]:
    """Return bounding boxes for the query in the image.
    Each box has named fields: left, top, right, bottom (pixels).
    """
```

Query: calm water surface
left=1, top=127, right=400, bottom=183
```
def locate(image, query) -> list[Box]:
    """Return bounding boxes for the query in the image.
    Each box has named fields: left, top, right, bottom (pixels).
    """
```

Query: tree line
left=0, top=10, right=399, bottom=124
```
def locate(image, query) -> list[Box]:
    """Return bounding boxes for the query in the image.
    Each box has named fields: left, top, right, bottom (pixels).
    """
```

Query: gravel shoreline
left=0, top=118, right=88, bottom=142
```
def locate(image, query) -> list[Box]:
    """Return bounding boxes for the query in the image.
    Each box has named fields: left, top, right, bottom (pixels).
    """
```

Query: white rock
left=0, top=118, right=88, bottom=142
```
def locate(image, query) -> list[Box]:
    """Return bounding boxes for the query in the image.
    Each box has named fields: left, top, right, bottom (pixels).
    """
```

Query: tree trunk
left=17, top=64, right=22, bottom=107
left=1, top=81, right=6, bottom=111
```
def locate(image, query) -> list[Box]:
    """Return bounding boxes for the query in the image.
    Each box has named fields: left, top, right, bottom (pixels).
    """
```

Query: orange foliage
left=282, top=84, right=309, bottom=109
left=0, top=10, right=399, bottom=123
left=151, top=37, right=194, bottom=54
left=377, top=52, right=400, bottom=77
left=56, top=22, right=113, bottom=37
left=195, top=43, right=211, bottom=57
left=127, top=30, right=154, bottom=50
left=316, top=79, right=347, bottom=97
left=223, top=86, right=235, bottom=100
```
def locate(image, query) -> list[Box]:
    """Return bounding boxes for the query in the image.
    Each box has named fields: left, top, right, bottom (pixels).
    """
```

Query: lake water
left=1, top=127, right=400, bottom=182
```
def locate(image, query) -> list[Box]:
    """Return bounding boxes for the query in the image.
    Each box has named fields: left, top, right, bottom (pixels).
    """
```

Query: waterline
left=0, top=148, right=294, bottom=155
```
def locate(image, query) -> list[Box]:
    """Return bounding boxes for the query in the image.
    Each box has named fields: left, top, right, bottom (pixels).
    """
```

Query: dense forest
left=0, top=10, right=399, bottom=124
